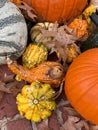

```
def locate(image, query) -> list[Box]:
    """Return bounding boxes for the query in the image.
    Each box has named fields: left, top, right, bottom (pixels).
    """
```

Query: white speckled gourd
left=0, top=0, right=27, bottom=64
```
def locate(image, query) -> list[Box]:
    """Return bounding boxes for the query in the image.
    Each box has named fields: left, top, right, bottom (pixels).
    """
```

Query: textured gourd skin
left=12, top=0, right=87, bottom=23
left=16, top=81, right=56, bottom=122
left=22, top=43, right=48, bottom=69
left=30, top=22, right=54, bottom=43
left=7, top=58, right=65, bottom=88
left=65, top=48, right=98, bottom=125
left=0, top=0, right=27, bottom=64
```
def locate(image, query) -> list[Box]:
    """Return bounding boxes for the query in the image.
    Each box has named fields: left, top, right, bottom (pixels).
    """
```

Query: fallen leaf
left=61, top=115, right=89, bottom=130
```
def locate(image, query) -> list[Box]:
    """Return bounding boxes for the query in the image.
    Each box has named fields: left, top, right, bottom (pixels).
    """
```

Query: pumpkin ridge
left=73, top=82, right=98, bottom=124
left=45, top=0, right=50, bottom=21
left=57, top=0, right=66, bottom=22
left=66, top=58, right=98, bottom=74
left=64, top=48, right=98, bottom=124
left=66, top=69, right=98, bottom=95
left=68, top=0, right=76, bottom=20
left=65, top=68, right=98, bottom=100
left=66, top=79, right=98, bottom=106
left=65, top=67, right=97, bottom=82
left=67, top=68, right=98, bottom=78
left=12, top=0, right=87, bottom=23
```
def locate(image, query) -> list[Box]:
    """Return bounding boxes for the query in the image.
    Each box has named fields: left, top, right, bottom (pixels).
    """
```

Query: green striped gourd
left=22, top=43, right=48, bottom=69
left=30, top=22, right=54, bottom=43
left=0, top=0, right=27, bottom=64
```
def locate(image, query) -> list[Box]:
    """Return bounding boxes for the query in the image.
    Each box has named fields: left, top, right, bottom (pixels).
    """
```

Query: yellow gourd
left=16, top=81, right=56, bottom=122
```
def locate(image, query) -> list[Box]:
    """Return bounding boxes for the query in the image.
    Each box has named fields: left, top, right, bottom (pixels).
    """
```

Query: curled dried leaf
left=90, top=0, right=98, bottom=10
left=61, top=116, right=89, bottom=130
left=18, top=1, right=43, bottom=22
left=39, top=22, right=80, bottom=65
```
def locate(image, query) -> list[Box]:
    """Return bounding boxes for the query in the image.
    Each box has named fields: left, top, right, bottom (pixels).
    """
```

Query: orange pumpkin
left=65, top=48, right=98, bottom=125
left=11, top=0, right=87, bottom=22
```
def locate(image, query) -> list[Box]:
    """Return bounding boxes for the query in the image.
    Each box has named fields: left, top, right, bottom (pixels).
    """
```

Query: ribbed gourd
left=0, top=0, right=27, bottom=64
left=30, top=22, right=54, bottom=43
left=66, top=44, right=81, bottom=63
left=11, top=0, right=87, bottom=23
left=65, top=48, right=98, bottom=125
left=22, top=43, right=48, bottom=69
left=16, top=81, right=56, bottom=122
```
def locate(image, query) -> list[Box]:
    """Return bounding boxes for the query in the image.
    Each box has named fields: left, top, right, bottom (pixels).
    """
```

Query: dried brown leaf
left=18, top=1, right=40, bottom=22
left=60, top=116, right=89, bottom=130
left=1, top=74, right=15, bottom=83
left=89, top=125, right=98, bottom=130
left=62, top=106, right=80, bottom=117
left=74, top=120, right=90, bottom=130
left=60, top=116, right=79, bottom=130
left=55, top=25, right=77, bottom=45
left=0, top=81, right=11, bottom=93
left=0, top=80, right=24, bottom=96
left=90, top=0, right=98, bottom=10
left=40, top=23, right=78, bottom=45
left=0, top=114, right=24, bottom=129
left=36, top=119, right=50, bottom=130
left=39, top=22, right=79, bottom=65
left=0, top=91, right=4, bottom=102
left=6, top=81, right=22, bottom=96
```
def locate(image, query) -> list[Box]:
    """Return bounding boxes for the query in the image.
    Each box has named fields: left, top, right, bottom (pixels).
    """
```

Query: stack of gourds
left=3, top=0, right=98, bottom=125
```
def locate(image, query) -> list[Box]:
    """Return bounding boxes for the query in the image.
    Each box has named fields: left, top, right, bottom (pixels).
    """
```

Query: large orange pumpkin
left=11, top=0, right=87, bottom=22
left=65, top=48, right=98, bottom=125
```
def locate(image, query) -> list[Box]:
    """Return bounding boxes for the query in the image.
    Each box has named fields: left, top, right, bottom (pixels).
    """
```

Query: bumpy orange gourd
left=11, top=0, right=87, bottom=22
left=68, top=18, right=88, bottom=39
left=65, top=48, right=98, bottom=125
left=7, top=58, right=64, bottom=88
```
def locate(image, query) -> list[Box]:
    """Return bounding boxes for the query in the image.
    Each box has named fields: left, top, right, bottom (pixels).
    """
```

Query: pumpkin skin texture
left=65, top=48, right=98, bottom=125
left=0, top=1, right=27, bottom=64
left=11, top=0, right=87, bottom=23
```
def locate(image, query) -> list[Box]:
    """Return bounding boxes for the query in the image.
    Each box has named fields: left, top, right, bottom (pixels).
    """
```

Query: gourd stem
left=53, top=82, right=64, bottom=100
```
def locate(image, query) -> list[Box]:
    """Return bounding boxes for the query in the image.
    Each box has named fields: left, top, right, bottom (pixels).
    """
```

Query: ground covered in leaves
left=0, top=65, right=98, bottom=130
